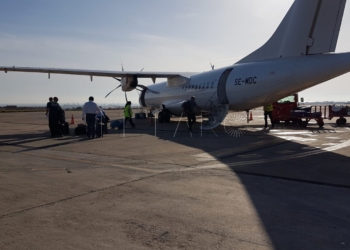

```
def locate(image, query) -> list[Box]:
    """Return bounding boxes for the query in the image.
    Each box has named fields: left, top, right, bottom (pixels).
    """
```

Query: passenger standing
left=124, top=101, right=135, bottom=128
left=49, top=97, right=63, bottom=137
left=263, top=104, right=274, bottom=128
left=45, top=97, right=53, bottom=135
left=45, top=97, right=53, bottom=117
left=82, top=96, right=101, bottom=139
left=96, top=107, right=110, bottom=134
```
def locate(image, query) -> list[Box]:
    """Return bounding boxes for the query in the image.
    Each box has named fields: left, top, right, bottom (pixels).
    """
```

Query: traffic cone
left=249, top=111, right=253, bottom=121
left=70, top=115, right=75, bottom=125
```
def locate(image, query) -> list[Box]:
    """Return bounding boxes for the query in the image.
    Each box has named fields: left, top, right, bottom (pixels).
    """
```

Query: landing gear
left=336, top=117, right=347, bottom=126
left=317, top=118, right=324, bottom=128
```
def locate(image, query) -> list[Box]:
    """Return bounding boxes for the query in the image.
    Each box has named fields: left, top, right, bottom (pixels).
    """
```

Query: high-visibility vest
left=264, top=104, right=273, bottom=112
left=124, top=105, right=132, bottom=118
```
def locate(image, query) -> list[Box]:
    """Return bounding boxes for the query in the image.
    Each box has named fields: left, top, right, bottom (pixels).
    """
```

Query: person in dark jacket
left=183, top=96, right=201, bottom=131
left=49, top=97, right=63, bottom=137
left=45, top=97, right=53, bottom=134
left=96, top=107, right=110, bottom=134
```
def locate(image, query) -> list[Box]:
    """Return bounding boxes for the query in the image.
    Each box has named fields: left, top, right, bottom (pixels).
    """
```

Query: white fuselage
left=141, top=53, right=350, bottom=115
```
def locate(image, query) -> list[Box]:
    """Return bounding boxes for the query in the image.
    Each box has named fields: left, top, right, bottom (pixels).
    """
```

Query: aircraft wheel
left=336, top=118, right=342, bottom=126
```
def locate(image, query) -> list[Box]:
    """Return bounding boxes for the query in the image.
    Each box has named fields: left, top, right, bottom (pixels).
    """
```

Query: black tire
left=298, top=119, right=303, bottom=126
left=336, top=118, right=342, bottom=126
left=318, top=121, right=324, bottom=128
left=301, top=121, right=308, bottom=127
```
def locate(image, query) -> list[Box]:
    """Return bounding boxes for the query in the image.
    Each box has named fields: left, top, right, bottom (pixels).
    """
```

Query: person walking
left=124, top=101, right=135, bottom=128
left=183, top=96, right=201, bottom=131
left=263, top=104, right=274, bottom=128
left=49, top=97, right=63, bottom=137
left=82, top=96, right=101, bottom=139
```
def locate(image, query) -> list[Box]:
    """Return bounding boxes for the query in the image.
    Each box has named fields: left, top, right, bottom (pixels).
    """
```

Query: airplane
left=1, top=0, right=349, bottom=130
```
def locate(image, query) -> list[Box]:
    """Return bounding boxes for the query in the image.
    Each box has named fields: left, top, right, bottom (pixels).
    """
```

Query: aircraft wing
left=0, top=66, right=198, bottom=83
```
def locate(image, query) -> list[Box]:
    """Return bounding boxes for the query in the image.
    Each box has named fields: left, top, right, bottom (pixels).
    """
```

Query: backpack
left=182, top=101, right=191, bottom=114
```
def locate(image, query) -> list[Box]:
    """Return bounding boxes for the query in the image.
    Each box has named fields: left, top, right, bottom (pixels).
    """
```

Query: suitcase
left=59, top=122, right=70, bottom=135
left=74, top=125, right=87, bottom=135
left=63, top=122, right=69, bottom=135
left=110, top=120, right=124, bottom=130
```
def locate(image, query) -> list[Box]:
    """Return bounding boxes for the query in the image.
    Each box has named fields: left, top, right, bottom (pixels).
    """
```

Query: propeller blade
left=113, top=77, right=121, bottom=82
left=125, top=91, right=128, bottom=102
left=105, top=85, right=121, bottom=98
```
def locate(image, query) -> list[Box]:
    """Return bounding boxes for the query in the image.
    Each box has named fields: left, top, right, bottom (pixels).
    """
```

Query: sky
left=1, top=0, right=350, bottom=106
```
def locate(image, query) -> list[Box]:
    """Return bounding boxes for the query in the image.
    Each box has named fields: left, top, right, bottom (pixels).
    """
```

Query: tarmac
left=0, top=108, right=350, bottom=250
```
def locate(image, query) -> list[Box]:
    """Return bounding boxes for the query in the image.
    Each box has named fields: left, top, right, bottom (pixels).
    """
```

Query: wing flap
left=0, top=66, right=197, bottom=83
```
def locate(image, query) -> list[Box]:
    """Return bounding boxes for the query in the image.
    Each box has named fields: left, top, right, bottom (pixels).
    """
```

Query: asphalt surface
left=0, top=109, right=350, bottom=250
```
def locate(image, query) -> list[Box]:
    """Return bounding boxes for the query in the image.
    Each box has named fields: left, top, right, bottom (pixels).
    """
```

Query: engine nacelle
left=121, top=75, right=138, bottom=91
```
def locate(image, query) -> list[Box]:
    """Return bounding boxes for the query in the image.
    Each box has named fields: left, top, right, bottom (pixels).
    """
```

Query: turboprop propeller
left=104, top=67, right=158, bottom=101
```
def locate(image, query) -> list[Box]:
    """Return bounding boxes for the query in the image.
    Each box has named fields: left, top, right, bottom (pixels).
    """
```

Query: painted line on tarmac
left=23, top=152, right=161, bottom=173
left=190, top=139, right=350, bottom=170
left=194, top=138, right=286, bottom=159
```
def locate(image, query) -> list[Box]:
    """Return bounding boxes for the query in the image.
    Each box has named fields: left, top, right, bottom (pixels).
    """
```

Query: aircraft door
left=217, top=68, right=233, bottom=104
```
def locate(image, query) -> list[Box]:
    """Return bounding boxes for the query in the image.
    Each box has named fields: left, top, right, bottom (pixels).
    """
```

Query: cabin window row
left=182, top=81, right=215, bottom=90
left=156, top=81, right=216, bottom=94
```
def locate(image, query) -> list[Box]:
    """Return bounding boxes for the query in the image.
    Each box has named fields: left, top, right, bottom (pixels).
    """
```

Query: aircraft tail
left=237, top=0, right=347, bottom=64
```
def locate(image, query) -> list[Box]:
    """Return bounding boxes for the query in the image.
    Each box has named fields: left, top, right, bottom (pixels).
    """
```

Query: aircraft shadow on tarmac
left=108, top=119, right=350, bottom=249
left=1, top=118, right=350, bottom=249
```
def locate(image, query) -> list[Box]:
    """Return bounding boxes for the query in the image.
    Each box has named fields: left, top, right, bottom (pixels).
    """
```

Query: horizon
left=1, top=100, right=349, bottom=108
left=1, top=1, right=350, bottom=103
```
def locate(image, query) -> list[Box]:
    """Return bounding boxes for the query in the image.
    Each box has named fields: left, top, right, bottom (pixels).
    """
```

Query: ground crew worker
left=82, top=96, right=101, bottom=139
left=124, top=101, right=135, bottom=128
left=263, top=104, right=274, bottom=128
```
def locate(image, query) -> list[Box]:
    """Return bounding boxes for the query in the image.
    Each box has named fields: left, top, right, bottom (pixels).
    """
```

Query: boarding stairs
left=201, top=99, right=228, bottom=130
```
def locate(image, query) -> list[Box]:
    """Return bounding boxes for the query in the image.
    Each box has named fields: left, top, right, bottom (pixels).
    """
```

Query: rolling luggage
left=74, top=124, right=87, bottom=135
left=61, top=122, right=69, bottom=135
